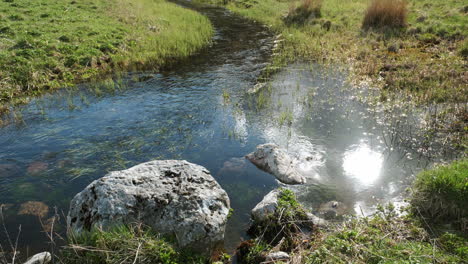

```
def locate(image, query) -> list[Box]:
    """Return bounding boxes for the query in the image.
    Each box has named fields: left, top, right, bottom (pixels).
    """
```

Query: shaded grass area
left=0, top=0, right=213, bottom=113
left=202, top=0, right=467, bottom=104
left=411, top=159, right=468, bottom=231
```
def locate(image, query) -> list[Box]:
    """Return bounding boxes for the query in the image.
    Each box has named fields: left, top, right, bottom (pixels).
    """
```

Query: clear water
left=0, top=1, right=460, bottom=257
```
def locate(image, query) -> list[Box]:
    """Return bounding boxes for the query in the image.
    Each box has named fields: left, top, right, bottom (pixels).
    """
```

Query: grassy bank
left=0, top=0, right=213, bottom=113
left=237, top=161, right=467, bottom=263
left=199, top=0, right=466, bottom=104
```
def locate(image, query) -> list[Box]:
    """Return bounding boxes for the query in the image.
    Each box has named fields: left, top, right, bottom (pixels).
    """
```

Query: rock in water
left=23, top=252, right=51, bottom=264
left=67, top=160, right=230, bottom=253
left=251, top=189, right=328, bottom=227
left=245, top=143, right=306, bottom=184
left=251, top=189, right=280, bottom=222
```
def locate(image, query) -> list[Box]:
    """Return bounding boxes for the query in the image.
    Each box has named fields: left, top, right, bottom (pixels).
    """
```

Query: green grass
left=305, top=204, right=467, bottom=263
left=61, top=224, right=208, bottom=264
left=0, top=0, right=213, bottom=114
left=411, top=159, right=468, bottom=231
left=201, top=0, right=467, bottom=104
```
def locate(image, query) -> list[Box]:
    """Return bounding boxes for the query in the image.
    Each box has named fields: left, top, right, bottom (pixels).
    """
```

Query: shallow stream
left=0, top=1, right=460, bottom=257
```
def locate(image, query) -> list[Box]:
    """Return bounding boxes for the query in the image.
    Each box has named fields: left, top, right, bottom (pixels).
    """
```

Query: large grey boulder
left=67, top=160, right=230, bottom=253
left=23, top=252, right=51, bottom=264
left=246, top=144, right=306, bottom=184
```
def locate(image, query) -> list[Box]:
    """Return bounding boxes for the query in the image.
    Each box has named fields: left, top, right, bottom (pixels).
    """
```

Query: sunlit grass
left=411, top=159, right=468, bottom=231
left=0, top=0, right=213, bottom=110
left=209, top=0, right=467, bottom=104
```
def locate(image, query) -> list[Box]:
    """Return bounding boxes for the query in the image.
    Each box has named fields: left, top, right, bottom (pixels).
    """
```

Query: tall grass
left=362, top=0, right=408, bottom=30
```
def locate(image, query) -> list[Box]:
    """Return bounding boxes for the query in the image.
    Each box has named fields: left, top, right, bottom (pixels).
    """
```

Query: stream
left=0, top=1, right=461, bottom=257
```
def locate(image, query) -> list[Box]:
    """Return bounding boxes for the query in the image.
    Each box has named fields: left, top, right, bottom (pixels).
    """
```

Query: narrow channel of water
left=0, top=1, right=461, bottom=257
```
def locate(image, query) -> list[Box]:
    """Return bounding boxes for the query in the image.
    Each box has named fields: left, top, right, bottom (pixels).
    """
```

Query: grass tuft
left=411, top=159, right=468, bottom=231
left=284, top=0, right=322, bottom=25
left=362, top=0, right=408, bottom=30
left=61, top=224, right=208, bottom=264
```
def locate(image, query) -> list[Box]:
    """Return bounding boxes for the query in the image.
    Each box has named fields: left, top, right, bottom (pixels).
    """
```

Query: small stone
left=251, top=189, right=280, bottom=222
left=264, top=251, right=289, bottom=262
left=27, top=162, right=48, bottom=175
left=23, top=251, right=51, bottom=264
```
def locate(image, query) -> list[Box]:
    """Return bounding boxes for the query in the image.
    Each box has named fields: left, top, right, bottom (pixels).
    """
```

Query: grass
left=60, top=224, right=209, bottom=264
left=238, top=192, right=467, bottom=263
left=0, top=0, right=213, bottom=114
left=362, top=0, right=408, bottom=30
left=411, top=159, right=468, bottom=231
left=201, top=0, right=467, bottom=105
left=305, top=204, right=467, bottom=263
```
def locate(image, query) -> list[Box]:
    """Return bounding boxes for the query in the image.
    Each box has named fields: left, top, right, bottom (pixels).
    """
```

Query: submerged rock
left=67, top=160, right=230, bottom=253
left=246, top=143, right=306, bottom=184
left=23, top=251, right=51, bottom=264
left=0, top=164, right=21, bottom=178
left=26, top=162, right=48, bottom=175
left=18, top=201, right=49, bottom=218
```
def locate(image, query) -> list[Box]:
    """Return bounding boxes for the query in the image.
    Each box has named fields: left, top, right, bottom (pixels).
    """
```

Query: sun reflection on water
left=343, top=142, right=383, bottom=185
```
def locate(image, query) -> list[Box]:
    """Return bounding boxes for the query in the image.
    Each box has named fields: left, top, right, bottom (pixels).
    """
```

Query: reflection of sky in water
left=343, top=142, right=383, bottom=187
left=247, top=64, right=436, bottom=219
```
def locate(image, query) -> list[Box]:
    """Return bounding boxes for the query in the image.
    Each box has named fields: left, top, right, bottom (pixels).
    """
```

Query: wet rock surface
left=251, top=189, right=280, bottom=222
left=246, top=144, right=306, bottom=184
left=251, top=188, right=327, bottom=226
left=264, top=251, right=290, bottom=262
left=67, top=160, right=230, bottom=253
left=23, top=252, right=51, bottom=264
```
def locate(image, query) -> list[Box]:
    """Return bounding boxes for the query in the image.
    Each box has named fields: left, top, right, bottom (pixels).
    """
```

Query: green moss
left=411, top=159, right=468, bottom=230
